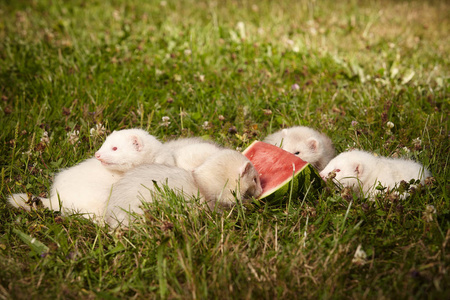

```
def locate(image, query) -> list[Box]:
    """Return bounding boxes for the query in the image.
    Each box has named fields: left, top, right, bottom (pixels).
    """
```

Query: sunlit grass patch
left=0, top=0, right=448, bottom=298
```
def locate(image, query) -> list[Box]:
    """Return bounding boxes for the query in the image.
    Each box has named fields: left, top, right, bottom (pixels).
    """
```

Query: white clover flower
left=402, top=147, right=411, bottom=153
left=40, top=131, right=50, bottom=144
left=99, top=124, right=106, bottom=134
left=386, top=121, right=394, bottom=129
left=352, top=244, right=368, bottom=266
left=90, top=123, right=106, bottom=137
left=160, top=116, right=171, bottom=127
left=391, top=68, right=399, bottom=78
left=243, top=106, right=250, bottom=117
left=236, top=21, right=246, bottom=39
left=112, top=10, right=121, bottom=21
left=174, top=74, right=182, bottom=82
left=263, top=109, right=272, bottom=116
left=285, top=39, right=294, bottom=46
left=309, top=27, right=318, bottom=36
left=412, top=137, right=423, bottom=151
left=67, top=130, right=80, bottom=145
left=423, top=204, right=436, bottom=222
left=202, top=121, right=211, bottom=130
left=218, top=115, right=225, bottom=121
left=351, top=120, right=358, bottom=127
left=179, top=111, right=188, bottom=118
left=184, top=49, right=192, bottom=56
left=291, top=83, right=300, bottom=91
left=198, top=74, right=205, bottom=82
left=235, top=133, right=248, bottom=143
left=413, top=137, right=422, bottom=146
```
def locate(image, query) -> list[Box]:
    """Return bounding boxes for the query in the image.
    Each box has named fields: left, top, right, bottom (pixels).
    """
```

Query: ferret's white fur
left=155, top=137, right=223, bottom=170
left=8, top=158, right=120, bottom=218
left=104, top=164, right=200, bottom=227
left=105, top=149, right=262, bottom=227
left=192, top=149, right=262, bottom=206
left=8, top=128, right=162, bottom=219
left=319, top=150, right=432, bottom=198
left=263, top=126, right=335, bottom=171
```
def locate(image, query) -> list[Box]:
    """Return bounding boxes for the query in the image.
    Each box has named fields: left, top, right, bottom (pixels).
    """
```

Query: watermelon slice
left=242, top=141, right=324, bottom=204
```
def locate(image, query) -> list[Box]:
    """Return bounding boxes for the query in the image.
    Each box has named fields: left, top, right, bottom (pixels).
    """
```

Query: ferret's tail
left=7, top=193, right=52, bottom=211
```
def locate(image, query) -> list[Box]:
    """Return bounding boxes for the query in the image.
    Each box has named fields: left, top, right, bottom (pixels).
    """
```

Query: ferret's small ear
left=239, top=161, right=253, bottom=177
left=307, top=137, right=319, bottom=151
left=354, top=163, right=363, bottom=176
left=131, top=135, right=144, bottom=151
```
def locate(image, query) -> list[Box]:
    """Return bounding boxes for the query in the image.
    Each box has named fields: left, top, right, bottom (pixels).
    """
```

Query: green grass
left=0, top=0, right=449, bottom=298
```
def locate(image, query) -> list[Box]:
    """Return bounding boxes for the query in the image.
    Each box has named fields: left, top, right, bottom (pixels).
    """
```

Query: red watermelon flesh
left=242, top=141, right=324, bottom=201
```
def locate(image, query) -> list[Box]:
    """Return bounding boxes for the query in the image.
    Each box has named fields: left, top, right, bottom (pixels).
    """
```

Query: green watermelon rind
left=258, top=163, right=324, bottom=205
left=258, top=162, right=306, bottom=201
left=298, top=163, right=325, bottom=197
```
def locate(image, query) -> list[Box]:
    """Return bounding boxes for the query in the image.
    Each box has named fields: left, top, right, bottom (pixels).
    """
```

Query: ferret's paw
left=7, top=193, right=44, bottom=211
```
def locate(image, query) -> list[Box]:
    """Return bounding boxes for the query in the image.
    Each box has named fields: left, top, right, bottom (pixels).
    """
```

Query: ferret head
left=268, top=126, right=335, bottom=171
left=95, top=128, right=162, bottom=172
left=237, top=159, right=263, bottom=201
left=193, top=150, right=262, bottom=208
left=319, top=150, right=372, bottom=192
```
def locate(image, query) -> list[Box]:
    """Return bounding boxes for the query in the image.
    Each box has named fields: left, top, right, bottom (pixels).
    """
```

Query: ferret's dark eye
left=294, top=151, right=300, bottom=155
left=335, top=169, right=341, bottom=172
left=112, top=147, right=118, bottom=151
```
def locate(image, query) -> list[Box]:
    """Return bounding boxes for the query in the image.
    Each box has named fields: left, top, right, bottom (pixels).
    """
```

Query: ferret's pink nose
left=95, top=152, right=101, bottom=160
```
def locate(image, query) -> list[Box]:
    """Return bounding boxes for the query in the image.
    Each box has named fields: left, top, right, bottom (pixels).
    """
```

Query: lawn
left=0, top=0, right=449, bottom=299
